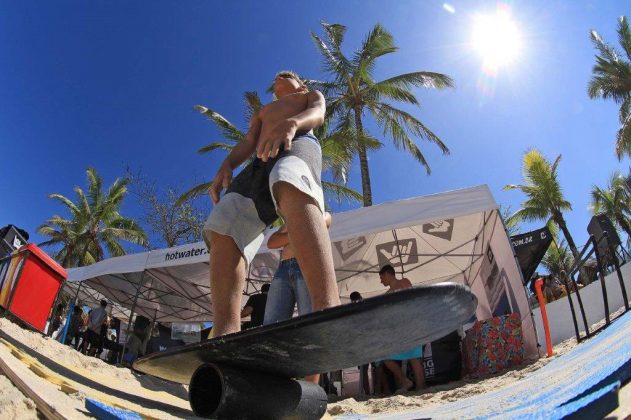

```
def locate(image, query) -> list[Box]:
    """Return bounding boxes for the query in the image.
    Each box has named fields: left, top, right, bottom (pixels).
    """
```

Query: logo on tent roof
left=422, top=219, right=454, bottom=241
left=334, top=236, right=368, bottom=261
left=376, top=239, right=418, bottom=268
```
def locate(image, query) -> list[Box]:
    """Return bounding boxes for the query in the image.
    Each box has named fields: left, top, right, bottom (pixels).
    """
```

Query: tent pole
left=74, top=281, right=82, bottom=304
left=392, top=230, right=406, bottom=276
left=119, top=272, right=145, bottom=365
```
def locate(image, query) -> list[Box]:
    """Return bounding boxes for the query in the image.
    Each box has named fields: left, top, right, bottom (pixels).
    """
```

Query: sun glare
left=472, top=8, right=522, bottom=70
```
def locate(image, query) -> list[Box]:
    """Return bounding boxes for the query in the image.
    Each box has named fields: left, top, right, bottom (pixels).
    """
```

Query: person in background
left=65, top=306, right=84, bottom=349
left=350, top=291, right=372, bottom=396
left=241, top=283, right=270, bottom=328
left=378, top=265, right=426, bottom=392
left=85, top=300, right=108, bottom=356
left=47, top=303, right=65, bottom=337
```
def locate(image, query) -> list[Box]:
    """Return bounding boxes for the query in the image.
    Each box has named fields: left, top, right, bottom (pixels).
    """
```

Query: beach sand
left=0, top=312, right=628, bottom=419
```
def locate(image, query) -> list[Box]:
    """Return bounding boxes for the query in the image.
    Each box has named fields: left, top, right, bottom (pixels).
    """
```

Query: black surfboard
left=134, top=283, right=477, bottom=419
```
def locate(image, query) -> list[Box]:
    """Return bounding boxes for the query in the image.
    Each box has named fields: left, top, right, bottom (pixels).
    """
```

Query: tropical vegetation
left=590, top=171, right=631, bottom=238
left=588, top=16, right=631, bottom=159
left=38, top=168, right=147, bottom=267
left=504, top=150, right=583, bottom=272
left=310, top=22, right=453, bottom=206
left=178, top=91, right=364, bottom=207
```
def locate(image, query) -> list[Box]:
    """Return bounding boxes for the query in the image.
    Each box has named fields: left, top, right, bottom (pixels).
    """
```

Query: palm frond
left=176, top=181, right=213, bottom=207
left=354, top=24, right=397, bottom=77
left=244, top=91, right=263, bottom=121
left=197, top=142, right=237, bottom=154
left=194, top=105, right=245, bottom=143
left=86, top=167, right=103, bottom=209
left=618, top=16, right=631, bottom=62
left=322, top=180, right=363, bottom=204
left=371, top=103, right=450, bottom=155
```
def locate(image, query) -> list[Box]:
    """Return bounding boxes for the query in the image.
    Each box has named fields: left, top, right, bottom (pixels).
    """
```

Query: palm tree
left=310, top=22, right=453, bottom=206
left=591, top=171, right=631, bottom=238
left=541, top=238, right=574, bottom=279
left=504, top=150, right=583, bottom=271
left=38, top=168, right=147, bottom=267
left=178, top=91, right=364, bottom=206
left=588, top=16, right=631, bottom=159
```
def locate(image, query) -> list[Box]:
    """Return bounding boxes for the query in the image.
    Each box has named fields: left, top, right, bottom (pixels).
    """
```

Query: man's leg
left=273, top=182, right=340, bottom=311
left=209, top=231, right=247, bottom=337
left=360, top=364, right=371, bottom=395
left=409, top=358, right=426, bottom=390
left=383, top=360, right=413, bottom=391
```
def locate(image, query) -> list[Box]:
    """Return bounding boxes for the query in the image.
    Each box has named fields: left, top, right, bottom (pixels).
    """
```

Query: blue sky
left=1, top=1, right=628, bottom=256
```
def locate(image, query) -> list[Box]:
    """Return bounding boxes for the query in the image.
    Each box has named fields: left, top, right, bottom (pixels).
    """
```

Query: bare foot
left=395, top=378, right=414, bottom=393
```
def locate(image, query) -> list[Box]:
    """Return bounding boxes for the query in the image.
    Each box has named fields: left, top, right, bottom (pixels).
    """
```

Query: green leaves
left=588, top=16, right=631, bottom=160
left=38, top=168, right=147, bottom=267
left=312, top=21, right=453, bottom=205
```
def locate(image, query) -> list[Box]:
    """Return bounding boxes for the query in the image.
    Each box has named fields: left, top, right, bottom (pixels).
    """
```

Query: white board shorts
left=202, top=133, right=325, bottom=264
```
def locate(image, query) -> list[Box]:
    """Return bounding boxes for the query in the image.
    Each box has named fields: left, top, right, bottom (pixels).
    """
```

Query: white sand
left=0, top=316, right=191, bottom=419
left=0, top=374, right=39, bottom=419
left=327, top=338, right=577, bottom=416
left=0, top=312, right=628, bottom=419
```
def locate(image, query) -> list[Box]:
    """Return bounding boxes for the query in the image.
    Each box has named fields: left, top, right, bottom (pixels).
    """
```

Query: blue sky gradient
left=1, top=1, right=628, bottom=255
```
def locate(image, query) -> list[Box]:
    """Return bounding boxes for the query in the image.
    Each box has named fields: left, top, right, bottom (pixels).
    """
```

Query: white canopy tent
left=67, top=185, right=538, bottom=357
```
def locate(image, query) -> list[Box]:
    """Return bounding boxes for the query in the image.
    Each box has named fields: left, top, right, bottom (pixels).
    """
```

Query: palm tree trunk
left=555, top=213, right=589, bottom=282
left=354, top=107, right=373, bottom=207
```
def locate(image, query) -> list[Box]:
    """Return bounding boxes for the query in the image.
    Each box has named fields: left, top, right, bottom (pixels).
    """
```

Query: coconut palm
left=178, top=91, right=364, bottom=206
left=309, top=22, right=453, bottom=206
left=504, top=150, right=583, bottom=270
left=588, top=16, right=631, bottom=159
left=38, top=168, right=147, bottom=267
left=590, top=171, right=631, bottom=238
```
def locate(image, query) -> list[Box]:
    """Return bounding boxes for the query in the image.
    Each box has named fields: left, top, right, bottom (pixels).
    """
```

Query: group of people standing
left=48, top=299, right=118, bottom=359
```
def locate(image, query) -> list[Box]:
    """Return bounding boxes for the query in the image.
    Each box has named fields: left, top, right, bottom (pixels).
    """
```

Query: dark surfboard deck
left=134, top=283, right=477, bottom=384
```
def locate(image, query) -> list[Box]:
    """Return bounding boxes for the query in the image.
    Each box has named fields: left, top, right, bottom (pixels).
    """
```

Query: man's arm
left=209, top=113, right=262, bottom=204
left=257, top=90, right=326, bottom=161
left=240, top=306, right=253, bottom=318
left=267, top=225, right=289, bottom=249
left=240, top=296, right=255, bottom=318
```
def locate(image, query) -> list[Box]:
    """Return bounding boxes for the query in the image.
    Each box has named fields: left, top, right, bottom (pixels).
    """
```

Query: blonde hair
left=275, top=70, right=308, bottom=91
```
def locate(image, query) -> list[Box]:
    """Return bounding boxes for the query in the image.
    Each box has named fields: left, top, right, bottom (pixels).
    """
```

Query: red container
left=1, top=244, right=66, bottom=333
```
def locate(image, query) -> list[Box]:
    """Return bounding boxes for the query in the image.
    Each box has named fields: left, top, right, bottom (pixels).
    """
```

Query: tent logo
left=376, top=239, right=418, bottom=268
left=334, top=236, right=367, bottom=261
left=422, top=219, right=454, bottom=241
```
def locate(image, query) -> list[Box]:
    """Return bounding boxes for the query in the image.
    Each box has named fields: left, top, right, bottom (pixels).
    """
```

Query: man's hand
left=209, top=161, right=233, bottom=205
left=256, top=118, right=298, bottom=162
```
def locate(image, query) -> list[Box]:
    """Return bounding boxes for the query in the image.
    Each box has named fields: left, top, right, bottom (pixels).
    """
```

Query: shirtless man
left=379, top=265, right=426, bottom=392
left=204, top=71, right=340, bottom=338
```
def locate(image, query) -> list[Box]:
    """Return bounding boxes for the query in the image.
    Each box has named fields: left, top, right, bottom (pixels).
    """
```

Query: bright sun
left=472, top=9, right=522, bottom=69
